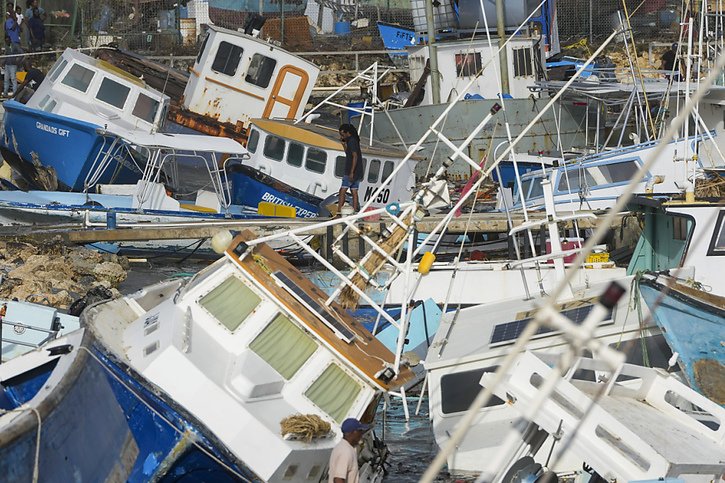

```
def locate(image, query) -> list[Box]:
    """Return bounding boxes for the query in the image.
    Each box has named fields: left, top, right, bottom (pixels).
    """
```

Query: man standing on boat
left=338, top=124, right=364, bottom=216
left=328, top=418, right=368, bottom=483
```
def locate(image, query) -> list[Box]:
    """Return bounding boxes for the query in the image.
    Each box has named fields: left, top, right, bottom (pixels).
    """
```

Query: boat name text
left=260, top=191, right=316, bottom=218
left=363, top=186, right=390, bottom=204
left=36, top=122, right=70, bottom=137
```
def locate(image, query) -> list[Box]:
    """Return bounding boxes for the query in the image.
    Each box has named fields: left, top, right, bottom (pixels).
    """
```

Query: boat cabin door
left=262, top=65, right=310, bottom=119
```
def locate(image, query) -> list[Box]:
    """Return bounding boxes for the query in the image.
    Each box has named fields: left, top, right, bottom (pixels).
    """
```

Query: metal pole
left=424, top=0, right=441, bottom=103
left=589, top=0, right=593, bottom=43
left=280, top=0, right=285, bottom=45
left=496, top=0, right=510, bottom=94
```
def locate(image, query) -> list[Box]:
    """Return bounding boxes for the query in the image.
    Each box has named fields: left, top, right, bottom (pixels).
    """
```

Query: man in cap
left=328, top=418, right=369, bottom=483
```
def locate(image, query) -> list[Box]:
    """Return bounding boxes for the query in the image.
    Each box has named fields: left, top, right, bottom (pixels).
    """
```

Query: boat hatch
left=272, top=271, right=356, bottom=343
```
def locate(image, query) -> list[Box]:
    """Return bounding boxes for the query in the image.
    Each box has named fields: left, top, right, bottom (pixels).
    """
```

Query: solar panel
left=273, top=271, right=356, bottom=343
left=490, top=304, right=609, bottom=345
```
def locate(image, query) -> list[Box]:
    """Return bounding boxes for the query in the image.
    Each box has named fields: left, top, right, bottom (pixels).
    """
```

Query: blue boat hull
left=229, top=164, right=321, bottom=218
left=377, top=22, right=415, bottom=55
left=0, top=332, right=138, bottom=482
left=91, top=345, right=262, bottom=482
left=639, top=278, right=725, bottom=405
left=1, top=100, right=141, bottom=191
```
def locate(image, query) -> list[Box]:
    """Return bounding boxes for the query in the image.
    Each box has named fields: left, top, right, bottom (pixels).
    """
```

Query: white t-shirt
left=328, top=439, right=359, bottom=483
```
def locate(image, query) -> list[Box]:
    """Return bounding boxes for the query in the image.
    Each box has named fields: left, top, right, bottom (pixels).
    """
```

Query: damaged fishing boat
left=80, top=229, right=414, bottom=481
left=0, top=48, right=170, bottom=191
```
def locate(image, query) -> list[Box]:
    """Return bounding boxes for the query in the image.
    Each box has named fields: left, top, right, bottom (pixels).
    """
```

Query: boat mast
left=424, top=0, right=441, bottom=103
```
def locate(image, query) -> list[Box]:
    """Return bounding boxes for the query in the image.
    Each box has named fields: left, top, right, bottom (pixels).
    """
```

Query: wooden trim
left=262, top=65, right=309, bottom=119
left=189, top=67, right=200, bottom=77
left=205, top=76, right=265, bottom=101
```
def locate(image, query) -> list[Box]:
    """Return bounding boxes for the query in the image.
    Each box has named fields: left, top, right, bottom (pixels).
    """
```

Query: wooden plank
left=0, top=212, right=621, bottom=245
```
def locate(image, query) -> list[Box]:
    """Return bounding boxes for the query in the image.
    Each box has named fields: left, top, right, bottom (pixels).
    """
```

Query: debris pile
left=0, top=241, right=128, bottom=309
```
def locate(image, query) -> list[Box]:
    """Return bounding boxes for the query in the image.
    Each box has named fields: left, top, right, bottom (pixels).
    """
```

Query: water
left=377, top=395, right=451, bottom=482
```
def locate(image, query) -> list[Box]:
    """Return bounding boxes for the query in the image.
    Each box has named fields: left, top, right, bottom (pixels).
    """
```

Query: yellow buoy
left=418, top=252, right=436, bottom=275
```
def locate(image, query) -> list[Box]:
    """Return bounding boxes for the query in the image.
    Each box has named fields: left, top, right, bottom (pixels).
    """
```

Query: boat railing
left=84, top=131, right=145, bottom=192
left=0, top=319, right=60, bottom=349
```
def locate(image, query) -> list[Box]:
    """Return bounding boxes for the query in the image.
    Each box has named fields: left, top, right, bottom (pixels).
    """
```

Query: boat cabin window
left=557, top=168, right=596, bottom=193
left=247, top=129, right=260, bottom=153
left=96, top=77, right=130, bottom=110
left=305, top=363, right=362, bottom=423
left=305, top=148, right=327, bottom=174
left=211, top=41, right=244, bottom=77
left=47, top=58, right=68, bottom=82
left=528, top=178, right=544, bottom=199
left=245, top=53, right=277, bottom=88
left=199, top=275, right=261, bottom=332
left=440, top=367, right=504, bottom=414
left=133, top=93, right=160, bottom=124
left=249, top=313, right=317, bottom=379
left=334, top=156, right=346, bottom=178
left=597, top=160, right=639, bottom=185
left=512, top=48, right=533, bottom=77
left=38, top=94, right=56, bottom=112
left=382, top=161, right=394, bottom=182
left=287, top=142, right=304, bottom=167
left=196, top=33, right=209, bottom=64
left=708, top=210, right=725, bottom=256
left=43, top=99, right=57, bottom=112
left=264, top=135, right=286, bottom=161
left=368, top=159, right=381, bottom=183
left=61, top=63, right=95, bottom=93
left=519, top=177, right=544, bottom=200
left=455, top=52, right=482, bottom=78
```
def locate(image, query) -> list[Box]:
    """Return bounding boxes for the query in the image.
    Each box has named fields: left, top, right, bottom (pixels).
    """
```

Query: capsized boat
left=0, top=128, right=279, bottom=256
left=237, top=119, right=420, bottom=215
left=481, top=350, right=725, bottom=481
left=0, top=49, right=170, bottom=191
left=0, top=329, right=140, bottom=481
left=82, top=229, right=415, bottom=481
left=640, top=273, right=725, bottom=406
left=633, top=199, right=725, bottom=405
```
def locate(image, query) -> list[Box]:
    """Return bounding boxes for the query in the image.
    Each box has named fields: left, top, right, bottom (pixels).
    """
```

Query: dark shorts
left=341, top=175, right=360, bottom=189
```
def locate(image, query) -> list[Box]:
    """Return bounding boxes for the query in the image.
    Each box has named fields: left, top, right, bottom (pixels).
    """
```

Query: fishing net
left=280, top=414, right=332, bottom=442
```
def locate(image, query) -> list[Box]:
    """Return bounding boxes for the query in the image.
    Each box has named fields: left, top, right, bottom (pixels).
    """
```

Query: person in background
left=661, top=43, right=679, bottom=81
left=3, top=6, right=21, bottom=97
left=14, top=5, right=22, bottom=45
left=13, top=57, right=42, bottom=103
left=328, top=418, right=369, bottom=483
left=337, top=123, right=364, bottom=216
left=27, top=6, right=41, bottom=51
left=24, top=0, right=44, bottom=23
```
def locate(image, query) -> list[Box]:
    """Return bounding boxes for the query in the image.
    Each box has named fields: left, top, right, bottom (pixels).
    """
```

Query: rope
left=76, top=346, right=254, bottom=482
left=0, top=45, right=115, bottom=61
